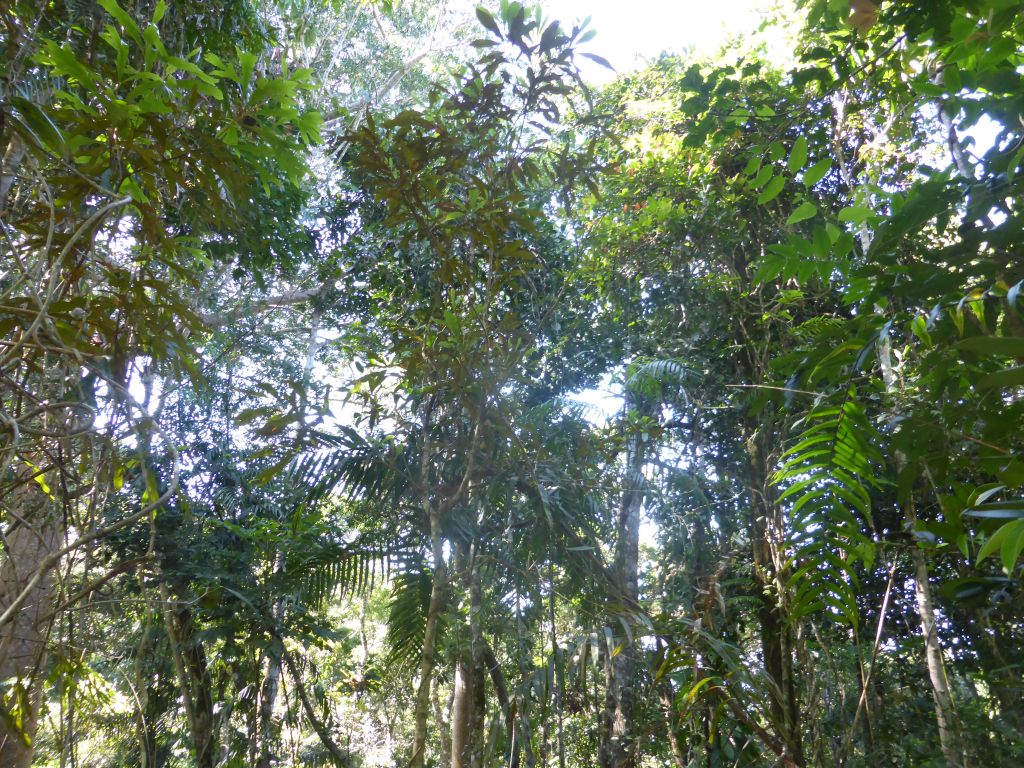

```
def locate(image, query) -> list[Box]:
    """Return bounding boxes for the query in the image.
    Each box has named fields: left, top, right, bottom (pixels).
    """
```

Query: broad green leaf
left=788, top=136, right=808, bottom=172
left=1002, top=520, right=1024, bottom=573
left=751, top=164, right=774, bottom=189
left=10, top=97, right=66, bottom=157
left=955, top=336, right=1024, bottom=357
left=757, top=175, right=785, bottom=204
left=977, top=519, right=1024, bottom=572
left=838, top=205, right=871, bottom=224
left=580, top=52, right=614, bottom=70
left=476, top=6, right=502, bottom=37
left=786, top=201, right=817, bottom=225
left=978, top=366, right=1024, bottom=390
left=803, top=157, right=832, bottom=186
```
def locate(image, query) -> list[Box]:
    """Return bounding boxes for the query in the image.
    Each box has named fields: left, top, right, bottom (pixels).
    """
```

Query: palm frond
left=290, top=426, right=409, bottom=504
left=384, top=563, right=432, bottom=667
left=285, top=540, right=386, bottom=608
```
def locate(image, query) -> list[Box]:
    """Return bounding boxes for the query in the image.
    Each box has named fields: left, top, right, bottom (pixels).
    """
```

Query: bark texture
left=0, top=481, right=61, bottom=768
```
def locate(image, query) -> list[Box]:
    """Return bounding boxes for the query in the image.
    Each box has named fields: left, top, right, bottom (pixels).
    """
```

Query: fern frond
left=793, top=316, right=845, bottom=341
left=625, top=357, right=693, bottom=401
left=776, top=387, right=882, bottom=627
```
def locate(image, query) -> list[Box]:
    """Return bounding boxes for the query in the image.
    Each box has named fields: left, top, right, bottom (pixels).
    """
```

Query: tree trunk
left=600, top=390, right=647, bottom=768
left=744, top=418, right=803, bottom=766
left=514, top=584, right=535, bottom=768
left=257, top=554, right=287, bottom=768
left=0, top=134, right=26, bottom=211
left=452, top=656, right=472, bottom=768
left=0, top=480, right=61, bottom=768
left=965, top=609, right=1024, bottom=736
left=256, top=648, right=282, bottom=768
left=161, top=582, right=216, bottom=768
left=411, top=503, right=447, bottom=768
left=468, top=543, right=486, bottom=768
left=483, top=642, right=513, bottom=759
left=911, top=547, right=968, bottom=768
left=432, top=683, right=453, bottom=768
left=658, top=680, right=687, bottom=768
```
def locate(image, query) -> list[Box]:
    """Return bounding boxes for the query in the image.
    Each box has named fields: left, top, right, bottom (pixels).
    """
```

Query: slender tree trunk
left=452, top=656, right=472, bottom=768
left=0, top=134, right=26, bottom=211
left=281, top=652, right=351, bottom=764
left=433, top=683, right=453, bottom=768
left=965, top=609, right=1024, bottom=736
left=483, top=642, right=513, bottom=758
left=514, top=584, right=535, bottom=768
left=549, top=565, right=565, bottom=768
left=468, top=543, right=486, bottom=768
left=0, top=482, right=60, bottom=768
left=658, top=681, right=687, bottom=768
left=451, top=538, right=487, bottom=768
left=411, top=503, right=447, bottom=768
left=161, top=582, right=215, bottom=768
left=256, top=649, right=282, bottom=768
left=600, top=390, right=647, bottom=768
left=911, top=547, right=968, bottom=768
left=134, top=583, right=157, bottom=768
left=744, top=418, right=803, bottom=766
left=257, top=554, right=287, bottom=768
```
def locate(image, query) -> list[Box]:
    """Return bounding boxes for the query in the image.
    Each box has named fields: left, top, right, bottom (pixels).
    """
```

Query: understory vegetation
left=1, top=0, right=1022, bottom=766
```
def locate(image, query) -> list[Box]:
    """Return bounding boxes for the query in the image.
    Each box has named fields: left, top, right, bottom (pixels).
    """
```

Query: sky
left=544, top=0, right=790, bottom=83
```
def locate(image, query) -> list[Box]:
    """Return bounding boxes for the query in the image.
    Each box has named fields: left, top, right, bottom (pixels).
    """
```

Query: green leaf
left=978, top=366, right=1024, bottom=390
left=539, top=21, right=562, bottom=53
left=786, top=201, right=818, bottom=225
left=97, top=0, right=142, bottom=45
left=751, top=164, right=774, bottom=189
left=838, top=205, right=871, bottom=224
left=10, top=97, right=67, bottom=158
left=1001, top=520, right=1024, bottom=573
left=580, top=52, right=614, bottom=71
left=788, top=136, right=808, bottom=173
left=955, top=336, right=1024, bottom=357
left=977, top=519, right=1024, bottom=572
left=963, top=502, right=1024, bottom=521
left=476, top=7, right=502, bottom=37
left=803, top=157, right=831, bottom=187
left=757, top=175, right=785, bottom=204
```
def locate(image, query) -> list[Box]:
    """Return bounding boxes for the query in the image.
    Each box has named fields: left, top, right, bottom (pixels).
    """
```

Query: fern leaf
left=776, top=387, right=881, bottom=627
